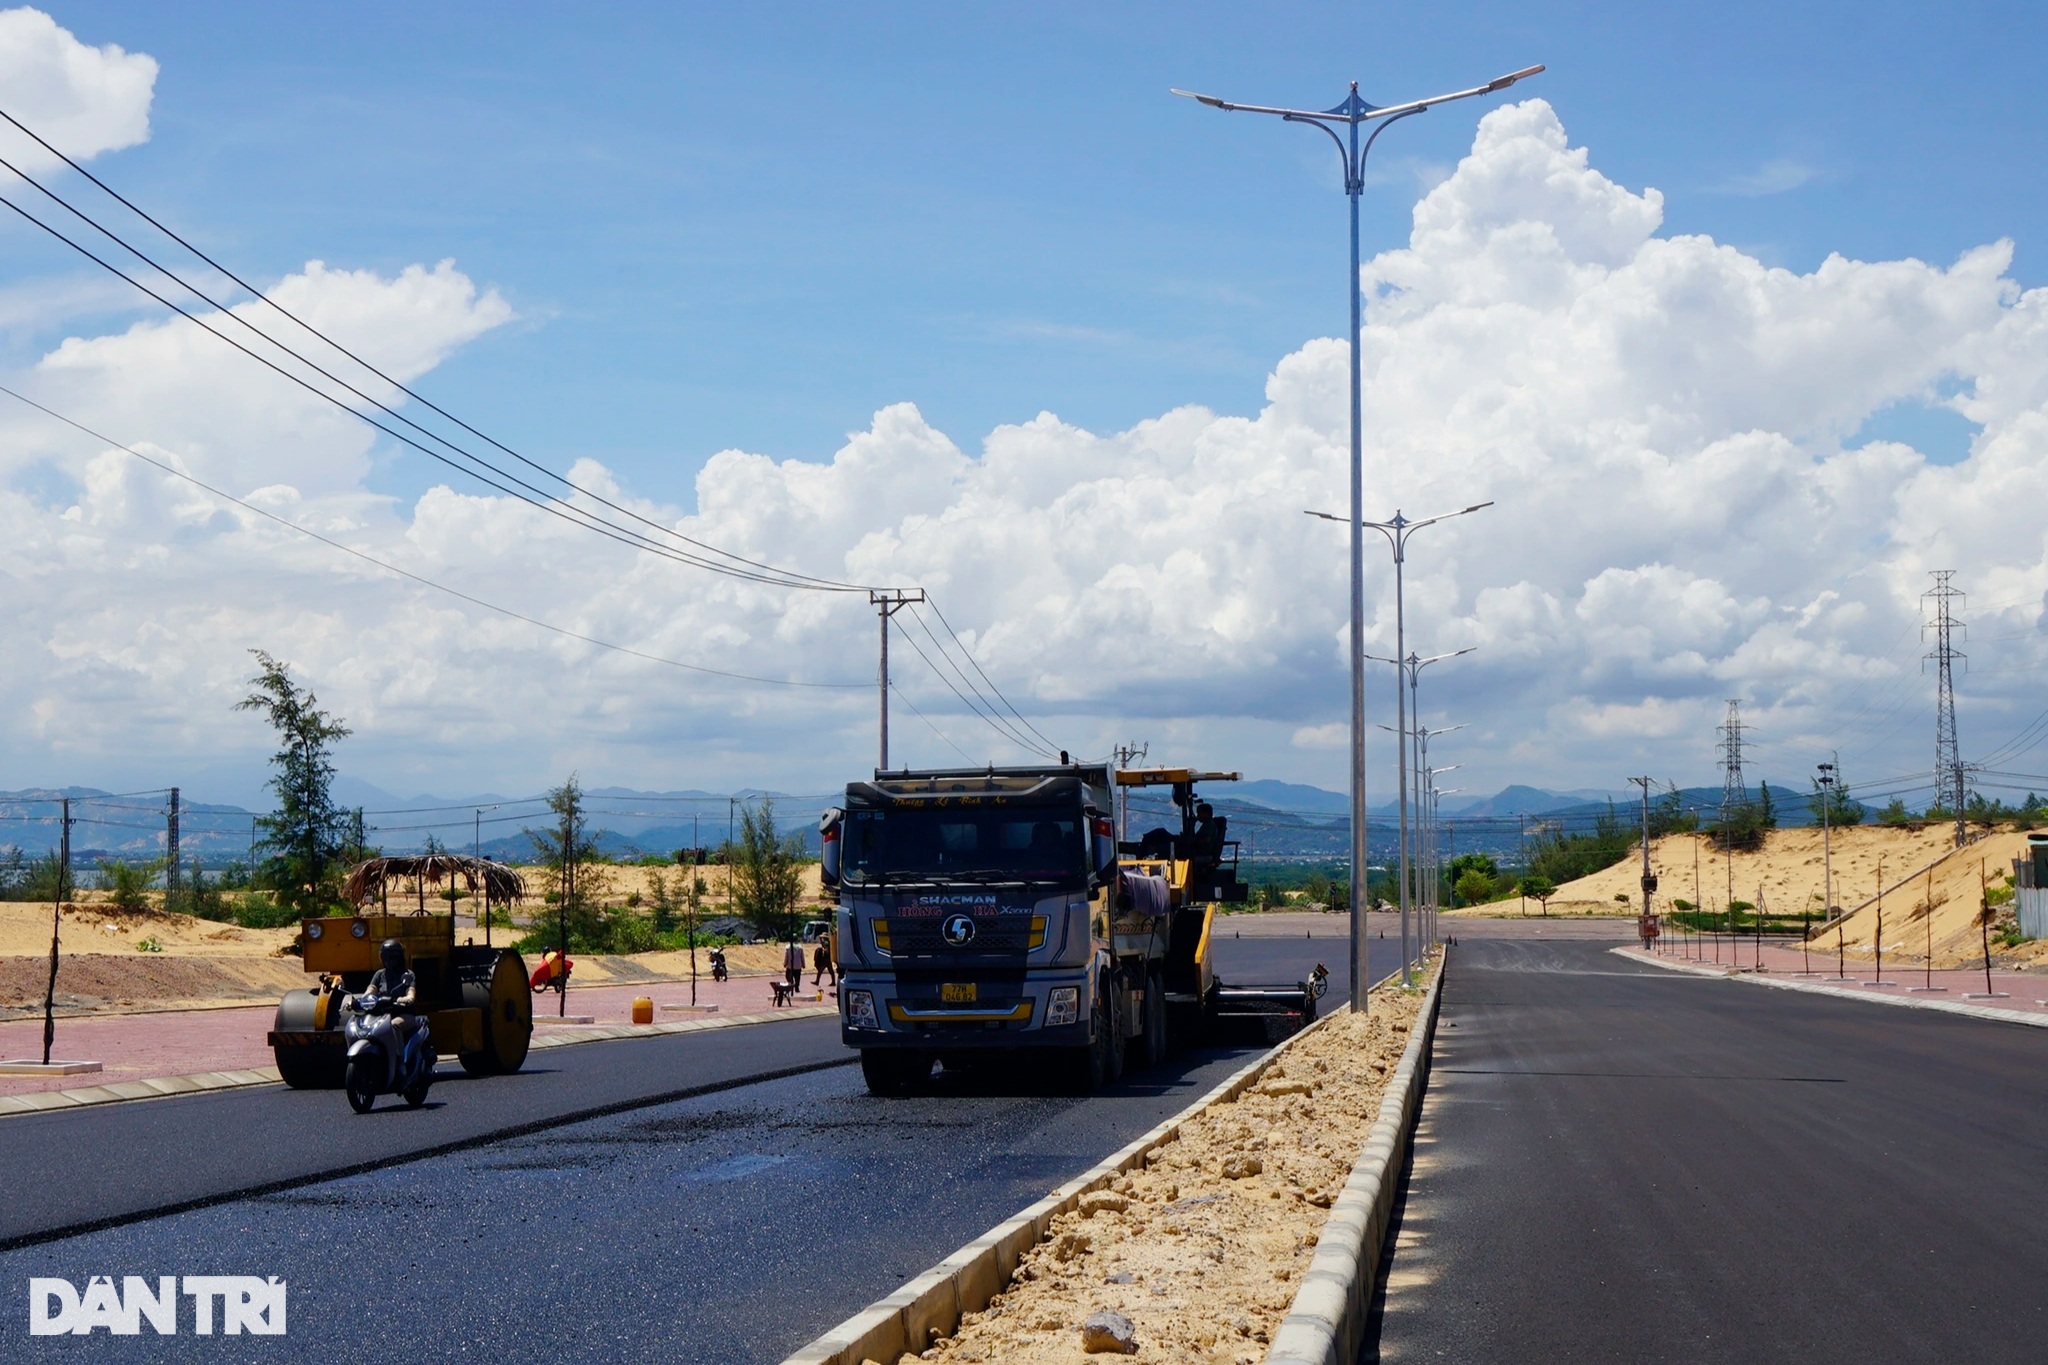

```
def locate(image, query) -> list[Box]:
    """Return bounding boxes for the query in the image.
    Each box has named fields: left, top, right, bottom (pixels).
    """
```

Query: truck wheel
left=860, top=1049, right=931, bottom=1096
left=1067, top=990, right=1112, bottom=1095
left=1134, top=968, right=1169, bottom=1069
left=1104, top=978, right=1126, bottom=1083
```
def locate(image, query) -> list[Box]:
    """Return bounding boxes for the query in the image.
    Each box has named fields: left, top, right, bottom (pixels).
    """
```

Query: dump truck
left=267, top=855, right=534, bottom=1088
left=821, top=762, right=1324, bottom=1095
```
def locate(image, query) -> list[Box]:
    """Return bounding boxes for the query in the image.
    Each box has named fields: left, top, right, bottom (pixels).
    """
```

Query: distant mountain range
left=0, top=776, right=1836, bottom=868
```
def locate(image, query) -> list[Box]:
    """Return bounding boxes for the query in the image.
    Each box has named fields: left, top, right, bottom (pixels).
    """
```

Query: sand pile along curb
left=780, top=963, right=1444, bottom=1365
left=1264, top=960, right=1443, bottom=1365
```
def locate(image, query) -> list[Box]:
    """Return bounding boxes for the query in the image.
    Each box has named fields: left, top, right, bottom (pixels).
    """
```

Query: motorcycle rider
left=366, top=938, right=422, bottom=1055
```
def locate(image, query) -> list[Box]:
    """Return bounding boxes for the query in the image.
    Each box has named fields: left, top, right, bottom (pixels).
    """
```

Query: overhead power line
left=0, top=107, right=866, bottom=594
left=922, top=599, right=1064, bottom=756
left=0, top=382, right=863, bottom=691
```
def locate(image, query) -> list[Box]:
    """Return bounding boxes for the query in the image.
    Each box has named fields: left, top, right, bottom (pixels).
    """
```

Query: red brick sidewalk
left=1629, top=934, right=2048, bottom=1018
left=1, top=969, right=838, bottom=1099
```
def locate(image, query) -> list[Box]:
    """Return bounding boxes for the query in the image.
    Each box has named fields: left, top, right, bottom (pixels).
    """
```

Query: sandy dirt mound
left=906, top=981, right=1428, bottom=1365
left=1548, top=822, right=2031, bottom=916
left=0, top=952, right=308, bottom=1018
left=0, top=902, right=298, bottom=958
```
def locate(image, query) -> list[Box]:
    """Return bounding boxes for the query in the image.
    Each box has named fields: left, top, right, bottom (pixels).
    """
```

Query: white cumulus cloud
left=0, top=7, right=156, bottom=168
left=4, top=97, right=2048, bottom=808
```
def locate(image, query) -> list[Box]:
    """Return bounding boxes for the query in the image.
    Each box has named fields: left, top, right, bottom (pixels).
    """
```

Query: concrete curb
left=0, top=1004, right=836, bottom=1118
left=1263, top=956, right=1444, bottom=1365
left=1614, top=946, right=2048, bottom=1029
left=780, top=972, right=1410, bottom=1365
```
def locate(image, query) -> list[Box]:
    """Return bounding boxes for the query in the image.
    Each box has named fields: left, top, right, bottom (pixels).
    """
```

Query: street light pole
left=1181, top=65, right=1541, bottom=1013
left=1320, top=505, right=1490, bottom=984
left=1366, top=646, right=1474, bottom=982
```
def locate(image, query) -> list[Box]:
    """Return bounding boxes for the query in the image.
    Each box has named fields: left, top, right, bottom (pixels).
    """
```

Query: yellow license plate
left=940, top=983, right=978, bottom=1004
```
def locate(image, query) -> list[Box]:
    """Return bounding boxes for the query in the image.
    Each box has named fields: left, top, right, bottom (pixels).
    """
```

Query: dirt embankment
left=903, top=978, right=1429, bottom=1365
left=1534, top=824, right=2048, bottom=968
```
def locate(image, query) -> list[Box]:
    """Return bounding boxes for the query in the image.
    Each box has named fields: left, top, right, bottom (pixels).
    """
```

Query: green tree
left=523, top=775, right=612, bottom=950
left=1876, top=797, right=1912, bottom=827
left=236, top=650, right=353, bottom=913
left=1808, top=777, right=1867, bottom=827
left=1454, top=868, right=1495, bottom=907
left=1649, top=783, right=1699, bottom=836
left=1528, top=807, right=1635, bottom=884
left=729, top=800, right=805, bottom=940
left=1759, top=782, right=1778, bottom=829
left=1518, top=874, right=1556, bottom=916
left=95, top=858, right=159, bottom=912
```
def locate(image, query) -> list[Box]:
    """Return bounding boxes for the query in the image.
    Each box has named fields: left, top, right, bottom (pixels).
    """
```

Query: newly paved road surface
left=1371, top=934, right=2048, bottom=1363
left=1, top=932, right=1366, bottom=1362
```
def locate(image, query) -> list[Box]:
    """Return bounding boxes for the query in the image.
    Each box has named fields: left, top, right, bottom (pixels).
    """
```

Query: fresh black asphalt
left=1369, top=937, right=2048, bottom=1364
left=0, top=932, right=1365, bottom=1362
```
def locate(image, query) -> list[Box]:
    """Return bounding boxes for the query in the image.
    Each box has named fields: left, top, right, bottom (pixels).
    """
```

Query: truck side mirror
left=1085, top=808, right=1118, bottom=884
left=819, top=808, right=843, bottom=889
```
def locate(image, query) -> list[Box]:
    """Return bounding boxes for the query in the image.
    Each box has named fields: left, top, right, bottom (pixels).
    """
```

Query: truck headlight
left=846, top=990, right=878, bottom=1030
left=1046, top=986, right=1079, bottom=1026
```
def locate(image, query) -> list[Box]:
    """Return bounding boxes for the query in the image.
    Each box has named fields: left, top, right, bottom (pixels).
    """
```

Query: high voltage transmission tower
left=1717, top=699, right=1748, bottom=820
left=1923, top=570, right=1968, bottom=848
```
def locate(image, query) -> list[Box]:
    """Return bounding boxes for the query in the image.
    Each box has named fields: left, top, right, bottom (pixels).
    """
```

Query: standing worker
left=812, top=938, right=835, bottom=987
left=783, top=939, right=804, bottom=996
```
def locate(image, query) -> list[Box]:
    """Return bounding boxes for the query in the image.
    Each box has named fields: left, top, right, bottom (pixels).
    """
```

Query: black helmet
left=379, top=938, right=406, bottom=974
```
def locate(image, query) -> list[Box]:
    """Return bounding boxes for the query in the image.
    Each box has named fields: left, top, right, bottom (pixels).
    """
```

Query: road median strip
left=0, top=1003, right=836, bottom=1118
left=781, top=960, right=1444, bottom=1365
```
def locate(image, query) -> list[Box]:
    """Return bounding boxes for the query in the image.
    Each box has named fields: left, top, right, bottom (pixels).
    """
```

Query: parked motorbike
left=343, top=994, right=436, bottom=1113
left=709, top=948, right=729, bottom=983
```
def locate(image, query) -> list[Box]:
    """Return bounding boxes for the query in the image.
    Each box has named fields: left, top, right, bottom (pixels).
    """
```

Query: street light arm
left=1413, top=646, right=1478, bottom=670
left=1170, top=67, right=1542, bottom=124
left=1365, top=67, right=1546, bottom=121
left=1305, top=508, right=1403, bottom=549
left=1401, top=500, right=1496, bottom=534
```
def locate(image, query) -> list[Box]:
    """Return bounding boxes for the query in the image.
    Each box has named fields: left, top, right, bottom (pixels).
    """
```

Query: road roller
left=268, top=854, right=532, bottom=1088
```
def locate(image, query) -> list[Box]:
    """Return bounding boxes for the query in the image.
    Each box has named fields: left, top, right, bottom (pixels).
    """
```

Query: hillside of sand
left=1538, top=823, right=2048, bottom=969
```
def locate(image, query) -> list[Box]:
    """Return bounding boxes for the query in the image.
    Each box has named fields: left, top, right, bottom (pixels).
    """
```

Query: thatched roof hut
left=342, top=855, right=525, bottom=911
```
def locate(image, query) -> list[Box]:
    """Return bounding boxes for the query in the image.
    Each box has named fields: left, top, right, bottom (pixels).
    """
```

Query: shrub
left=232, top=893, right=303, bottom=930
left=96, top=859, right=161, bottom=912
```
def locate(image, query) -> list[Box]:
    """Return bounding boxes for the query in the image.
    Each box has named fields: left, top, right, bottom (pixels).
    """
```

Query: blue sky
left=18, top=1, right=2045, bottom=502
left=5, top=2, right=2048, bottom=808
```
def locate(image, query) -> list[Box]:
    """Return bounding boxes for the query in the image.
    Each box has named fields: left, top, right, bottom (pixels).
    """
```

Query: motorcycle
left=342, top=993, right=436, bottom=1113
left=709, top=948, right=729, bottom=984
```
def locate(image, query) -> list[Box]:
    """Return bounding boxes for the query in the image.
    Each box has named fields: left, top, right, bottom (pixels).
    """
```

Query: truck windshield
left=842, top=805, right=1083, bottom=885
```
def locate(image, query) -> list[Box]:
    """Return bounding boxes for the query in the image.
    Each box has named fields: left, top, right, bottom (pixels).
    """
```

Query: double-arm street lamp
left=1179, top=67, right=1539, bottom=1012
left=1322, top=505, right=1490, bottom=980
left=1367, top=646, right=1475, bottom=981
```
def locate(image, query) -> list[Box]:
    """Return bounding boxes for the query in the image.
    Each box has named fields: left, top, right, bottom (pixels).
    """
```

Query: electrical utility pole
left=165, top=786, right=180, bottom=900
left=1174, top=62, right=1542, bottom=1016
left=1816, top=758, right=1837, bottom=918
left=42, top=797, right=74, bottom=1063
left=1112, top=742, right=1149, bottom=842
left=1923, top=571, right=1968, bottom=847
left=870, top=587, right=926, bottom=773
left=1630, top=776, right=1658, bottom=949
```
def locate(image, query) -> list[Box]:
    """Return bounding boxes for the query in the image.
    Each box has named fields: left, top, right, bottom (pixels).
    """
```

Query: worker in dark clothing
left=812, top=939, right=835, bottom=986
left=366, top=938, right=422, bottom=1052
left=1191, top=802, right=1227, bottom=860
